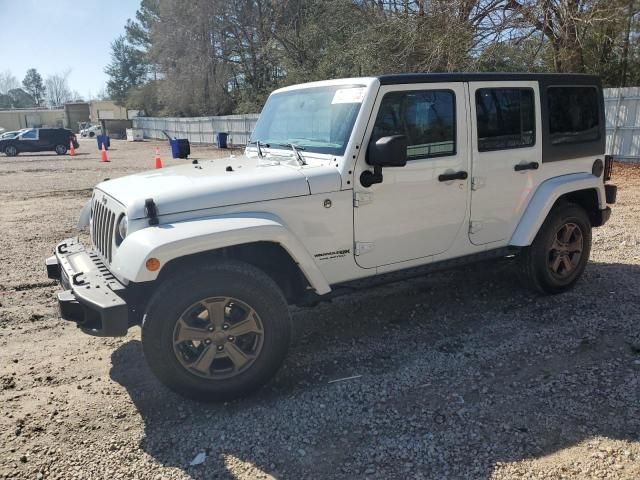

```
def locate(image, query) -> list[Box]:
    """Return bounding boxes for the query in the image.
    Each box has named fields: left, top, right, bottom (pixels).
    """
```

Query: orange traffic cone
left=69, top=140, right=76, bottom=156
left=100, top=144, right=109, bottom=163
left=154, top=147, right=163, bottom=169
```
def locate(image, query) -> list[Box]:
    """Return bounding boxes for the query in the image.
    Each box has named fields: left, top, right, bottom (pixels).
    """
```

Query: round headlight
left=116, top=214, right=128, bottom=244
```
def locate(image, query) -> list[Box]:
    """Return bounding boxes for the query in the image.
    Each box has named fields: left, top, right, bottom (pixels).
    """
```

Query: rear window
left=475, top=88, right=535, bottom=151
left=547, top=86, right=600, bottom=145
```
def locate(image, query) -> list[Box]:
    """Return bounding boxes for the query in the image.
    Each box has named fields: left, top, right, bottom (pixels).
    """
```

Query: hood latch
left=144, top=198, right=159, bottom=226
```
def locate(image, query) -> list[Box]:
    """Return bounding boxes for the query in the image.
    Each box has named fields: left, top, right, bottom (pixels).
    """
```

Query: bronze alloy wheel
left=547, top=222, right=583, bottom=279
left=172, top=296, right=264, bottom=380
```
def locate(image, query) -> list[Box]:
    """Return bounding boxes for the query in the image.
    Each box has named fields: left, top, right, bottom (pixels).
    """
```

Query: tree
left=105, top=35, right=149, bottom=104
left=503, top=0, right=630, bottom=73
left=95, top=87, right=110, bottom=100
left=22, top=68, right=46, bottom=107
left=45, top=71, right=72, bottom=107
left=70, top=90, right=84, bottom=102
left=126, top=80, right=161, bottom=115
left=8, top=88, right=36, bottom=108
left=125, top=0, right=158, bottom=54
left=0, top=70, right=19, bottom=95
left=109, top=0, right=640, bottom=115
left=0, top=94, right=11, bottom=109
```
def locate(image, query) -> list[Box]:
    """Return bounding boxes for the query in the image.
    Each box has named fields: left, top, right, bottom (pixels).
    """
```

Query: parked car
left=80, top=124, right=102, bottom=138
left=46, top=73, right=617, bottom=401
left=1, top=128, right=79, bottom=156
left=0, top=128, right=29, bottom=140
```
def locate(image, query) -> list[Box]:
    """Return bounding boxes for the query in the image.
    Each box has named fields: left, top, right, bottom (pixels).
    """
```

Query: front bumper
left=46, top=238, right=129, bottom=337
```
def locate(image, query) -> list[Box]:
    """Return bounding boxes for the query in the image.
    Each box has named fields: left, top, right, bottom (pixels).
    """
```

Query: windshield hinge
left=354, top=242, right=374, bottom=256
left=353, top=192, right=373, bottom=207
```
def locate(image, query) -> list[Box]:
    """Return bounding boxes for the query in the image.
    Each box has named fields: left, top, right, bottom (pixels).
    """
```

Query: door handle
left=438, top=171, right=468, bottom=182
left=514, top=162, right=539, bottom=171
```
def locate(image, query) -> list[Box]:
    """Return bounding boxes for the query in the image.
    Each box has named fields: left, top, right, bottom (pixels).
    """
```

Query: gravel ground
left=0, top=139, right=639, bottom=479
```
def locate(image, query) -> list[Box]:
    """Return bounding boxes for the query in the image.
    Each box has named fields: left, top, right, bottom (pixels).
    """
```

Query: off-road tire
left=55, top=144, right=67, bottom=155
left=519, top=202, right=592, bottom=294
left=5, top=145, right=18, bottom=157
left=142, top=260, right=291, bottom=401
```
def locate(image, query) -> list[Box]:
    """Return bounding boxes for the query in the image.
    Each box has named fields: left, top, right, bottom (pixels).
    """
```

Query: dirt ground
left=0, top=138, right=639, bottom=479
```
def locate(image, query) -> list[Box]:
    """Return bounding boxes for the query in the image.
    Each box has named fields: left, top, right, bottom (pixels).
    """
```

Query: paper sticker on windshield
left=332, top=87, right=365, bottom=104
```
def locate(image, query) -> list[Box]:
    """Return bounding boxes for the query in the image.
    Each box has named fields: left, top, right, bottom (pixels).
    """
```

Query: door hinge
left=354, top=242, right=374, bottom=256
left=471, top=177, right=485, bottom=191
left=353, top=191, right=373, bottom=207
left=469, top=221, right=482, bottom=234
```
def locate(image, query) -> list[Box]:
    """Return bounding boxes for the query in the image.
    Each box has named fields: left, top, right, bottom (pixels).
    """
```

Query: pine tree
left=22, top=68, right=46, bottom=107
left=105, top=36, right=148, bottom=105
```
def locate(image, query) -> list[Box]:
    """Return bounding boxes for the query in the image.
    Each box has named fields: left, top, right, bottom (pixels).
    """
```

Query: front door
left=353, top=83, right=469, bottom=269
left=16, top=129, right=39, bottom=152
left=468, top=82, right=542, bottom=245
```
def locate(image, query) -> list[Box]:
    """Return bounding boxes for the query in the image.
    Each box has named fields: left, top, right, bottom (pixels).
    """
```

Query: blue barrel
left=97, top=135, right=110, bottom=150
left=216, top=132, right=228, bottom=149
left=169, top=138, right=190, bottom=159
left=169, top=138, right=179, bottom=158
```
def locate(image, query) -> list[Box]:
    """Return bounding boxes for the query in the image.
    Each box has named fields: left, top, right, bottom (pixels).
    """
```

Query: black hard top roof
left=377, top=72, right=601, bottom=86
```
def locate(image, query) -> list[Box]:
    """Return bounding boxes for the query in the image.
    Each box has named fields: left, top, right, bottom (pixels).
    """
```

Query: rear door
left=468, top=82, right=542, bottom=245
left=37, top=129, right=55, bottom=150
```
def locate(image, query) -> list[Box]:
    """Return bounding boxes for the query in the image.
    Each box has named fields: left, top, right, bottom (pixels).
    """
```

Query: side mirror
left=367, top=135, right=408, bottom=167
left=361, top=135, right=408, bottom=187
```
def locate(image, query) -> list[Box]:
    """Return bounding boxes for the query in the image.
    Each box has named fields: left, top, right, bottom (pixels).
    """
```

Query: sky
left=0, top=0, right=140, bottom=99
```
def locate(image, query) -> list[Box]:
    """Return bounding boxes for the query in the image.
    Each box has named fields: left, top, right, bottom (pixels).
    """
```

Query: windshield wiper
left=273, top=143, right=306, bottom=166
left=255, top=140, right=265, bottom=159
left=249, top=140, right=269, bottom=159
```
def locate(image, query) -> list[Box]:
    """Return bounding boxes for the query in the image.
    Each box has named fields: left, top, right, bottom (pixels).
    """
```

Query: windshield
left=250, top=85, right=365, bottom=156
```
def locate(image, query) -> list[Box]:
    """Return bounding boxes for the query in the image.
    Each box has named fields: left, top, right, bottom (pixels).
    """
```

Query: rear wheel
left=142, top=260, right=291, bottom=401
left=519, top=203, right=592, bottom=294
left=55, top=144, right=67, bottom=155
left=89, top=131, right=95, bottom=138
left=4, top=145, right=17, bottom=156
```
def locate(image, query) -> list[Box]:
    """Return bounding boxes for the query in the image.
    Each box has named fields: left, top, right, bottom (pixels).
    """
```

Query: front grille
left=91, top=197, right=117, bottom=264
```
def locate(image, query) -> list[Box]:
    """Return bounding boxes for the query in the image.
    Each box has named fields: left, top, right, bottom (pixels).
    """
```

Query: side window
left=371, top=90, right=456, bottom=160
left=21, top=129, right=37, bottom=140
left=547, top=86, right=600, bottom=145
left=475, top=88, right=535, bottom=151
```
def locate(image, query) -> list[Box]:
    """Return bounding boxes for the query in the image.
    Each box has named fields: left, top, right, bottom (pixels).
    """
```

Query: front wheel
left=5, top=145, right=18, bottom=156
left=142, top=260, right=291, bottom=401
left=519, top=203, right=592, bottom=294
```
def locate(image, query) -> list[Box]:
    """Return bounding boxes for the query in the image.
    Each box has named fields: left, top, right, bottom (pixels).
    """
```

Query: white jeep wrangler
left=46, top=73, right=617, bottom=400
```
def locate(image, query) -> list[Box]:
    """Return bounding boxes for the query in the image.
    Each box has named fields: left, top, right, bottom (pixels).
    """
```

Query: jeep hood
left=96, top=154, right=341, bottom=219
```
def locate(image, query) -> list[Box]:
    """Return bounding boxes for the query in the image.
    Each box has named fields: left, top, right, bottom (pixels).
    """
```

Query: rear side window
left=547, top=87, right=600, bottom=145
left=475, top=88, right=535, bottom=151
left=372, top=90, right=456, bottom=160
